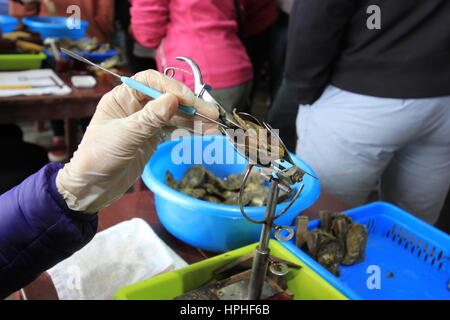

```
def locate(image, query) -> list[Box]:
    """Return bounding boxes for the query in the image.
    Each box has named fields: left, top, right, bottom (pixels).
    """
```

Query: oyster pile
left=165, top=165, right=291, bottom=206
left=0, top=31, right=44, bottom=53
left=53, top=37, right=111, bottom=53
left=295, top=211, right=368, bottom=276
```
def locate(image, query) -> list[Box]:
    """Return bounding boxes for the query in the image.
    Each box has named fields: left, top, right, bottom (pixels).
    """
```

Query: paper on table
left=47, top=218, right=187, bottom=300
left=0, top=69, right=72, bottom=97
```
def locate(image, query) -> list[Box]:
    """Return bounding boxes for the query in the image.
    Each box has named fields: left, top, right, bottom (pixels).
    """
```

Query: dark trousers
left=0, top=124, right=49, bottom=195
left=267, top=79, right=299, bottom=152
left=51, top=118, right=91, bottom=138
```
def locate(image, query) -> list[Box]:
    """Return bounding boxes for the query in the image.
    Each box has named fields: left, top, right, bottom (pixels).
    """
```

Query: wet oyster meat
left=164, top=165, right=293, bottom=206
left=230, top=109, right=285, bottom=165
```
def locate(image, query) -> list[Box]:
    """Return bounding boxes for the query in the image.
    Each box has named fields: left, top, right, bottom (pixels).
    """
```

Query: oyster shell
left=179, top=188, right=206, bottom=199
left=245, top=190, right=266, bottom=206
left=178, top=165, right=206, bottom=189
left=165, top=171, right=178, bottom=190
left=165, top=165, right=290, bottom=207
left=231, top=109, right=285, bottom=165
left=203, top=183, right=224, bottom=198
left=221, top=173, right=243, bottom=190
left=342, top=223, right=368, bottom=266
left=331, top=214, right=352, bottom=248
left=294, top=215, right=309, bottom=249
left=306, top=230, right=344, bottom=277
left=319, top=211, right=336, bottom=233
left=203, top=195, right=222, bottom=204
left=298, top=211, right=368, bottom=276
left=316, top=232, right=345, bottom=277
left=222, top=191, right=241, bottom=206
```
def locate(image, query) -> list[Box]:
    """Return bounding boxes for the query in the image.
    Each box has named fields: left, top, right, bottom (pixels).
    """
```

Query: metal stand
left=169, top=56, right=309, bottom=301
left=247, top=181, right=279, bottom=300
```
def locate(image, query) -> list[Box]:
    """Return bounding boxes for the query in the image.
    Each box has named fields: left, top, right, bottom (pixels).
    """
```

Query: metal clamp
left=238, top=165, right=305, bottom=225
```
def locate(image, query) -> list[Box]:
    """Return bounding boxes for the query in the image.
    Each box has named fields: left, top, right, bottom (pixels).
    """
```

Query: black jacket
left=285, top=0, right=450, bottom=104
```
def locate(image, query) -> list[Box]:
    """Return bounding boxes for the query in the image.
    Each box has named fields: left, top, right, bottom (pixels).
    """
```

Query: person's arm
left=89, top=0, right=115, bottom=43
left=8, top=0, right=40, bottom=19
left=0, top=70, right=218, bottom=299
left=0, top=163, right=98, bottom=299
left=129, top=0, right=169, bottom=48
left=284, top=0, right=356, bottom=105
left=241, top=0, right=277, bottom=38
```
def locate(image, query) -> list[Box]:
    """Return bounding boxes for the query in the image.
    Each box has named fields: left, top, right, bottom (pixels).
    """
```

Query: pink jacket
left=130, top=0, right=254, bottom=90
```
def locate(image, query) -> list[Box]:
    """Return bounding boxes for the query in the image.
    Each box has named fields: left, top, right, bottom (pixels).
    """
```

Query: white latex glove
left=56, top=70, right=219, bottom=213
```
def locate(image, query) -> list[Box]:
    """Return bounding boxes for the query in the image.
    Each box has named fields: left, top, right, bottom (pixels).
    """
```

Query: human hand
left=56, top=70, right=219, bottom=213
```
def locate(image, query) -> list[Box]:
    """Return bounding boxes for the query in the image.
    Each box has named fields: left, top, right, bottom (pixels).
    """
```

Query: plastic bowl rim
left=43, top=48, right=117, bottom=57
left=22, top=16, right=88, bottom=29
left=0, top=15, right=19, bottom=24
left=143, top=135, right=320, bottom=220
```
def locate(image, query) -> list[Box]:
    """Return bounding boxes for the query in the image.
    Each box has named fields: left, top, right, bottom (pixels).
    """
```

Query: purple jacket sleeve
left=0, top=163, right=98, bottom=299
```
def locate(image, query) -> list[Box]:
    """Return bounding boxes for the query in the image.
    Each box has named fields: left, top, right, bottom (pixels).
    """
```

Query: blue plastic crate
left=281, top=201, right=450, bottom=300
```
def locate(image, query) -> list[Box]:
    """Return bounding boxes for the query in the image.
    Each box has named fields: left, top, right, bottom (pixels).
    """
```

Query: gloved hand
left=56, top=70, right=219, bottom=213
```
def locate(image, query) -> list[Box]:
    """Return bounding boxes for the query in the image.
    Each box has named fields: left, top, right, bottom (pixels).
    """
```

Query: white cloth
left=0, top=69, right=71, bottom=97
left=296, top=85, right=450, bottom=224
left=47, top=218, right=187, bottom=300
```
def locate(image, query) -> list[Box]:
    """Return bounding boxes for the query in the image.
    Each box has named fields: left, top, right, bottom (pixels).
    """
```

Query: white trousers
left=296, top=86, right=450, bottom=224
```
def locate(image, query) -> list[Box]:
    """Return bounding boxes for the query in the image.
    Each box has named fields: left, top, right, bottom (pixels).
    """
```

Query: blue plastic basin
left=0, top=15, right=18, bottom=33
left=22, top=16, right=88, bottom=40
left=142, top=135, right=320, bottom=253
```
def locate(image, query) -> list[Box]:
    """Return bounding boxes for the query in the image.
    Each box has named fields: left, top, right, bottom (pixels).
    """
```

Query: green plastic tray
left=115, top=240, right=347, bottom=300
left=0, top=52, right=46, bottom=70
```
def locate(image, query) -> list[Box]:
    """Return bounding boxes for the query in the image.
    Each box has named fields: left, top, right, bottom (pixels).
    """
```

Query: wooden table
left=0, top=72, right=119, bottom=158
left=20, top=189, right=352, bottom=300
left=99, top=189, right=353, bottom=264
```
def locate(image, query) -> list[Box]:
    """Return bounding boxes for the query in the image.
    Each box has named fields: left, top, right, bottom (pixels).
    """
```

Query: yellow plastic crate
left=0, top=52, right=46, bottom=71
left=116, top=240, right=347, bottom=300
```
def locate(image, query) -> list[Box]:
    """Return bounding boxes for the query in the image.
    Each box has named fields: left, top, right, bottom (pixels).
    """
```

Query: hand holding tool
left=60, top=48, right=227, bottom=128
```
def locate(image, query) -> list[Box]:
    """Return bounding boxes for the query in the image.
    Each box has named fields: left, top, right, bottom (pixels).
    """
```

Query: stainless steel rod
left=247, top=180, right=279, bottom=300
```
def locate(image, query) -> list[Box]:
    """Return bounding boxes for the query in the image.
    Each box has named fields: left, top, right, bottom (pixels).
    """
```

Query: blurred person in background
left=239, top=0, right=276, bottom=113
left=114, top=0, right=156, bottom=74
left=0, top=124, right=48, bottom=195
left=285, top=0, right=450, bottom=225
left=266, top=0, right=296, bottom=151
left=130, top=0, right=253, bottom=112
left=9, top=0, right=115, bottom=162
left=0, top=0, right=8, bottom=15
left=0, top=1, right=48, bottom=194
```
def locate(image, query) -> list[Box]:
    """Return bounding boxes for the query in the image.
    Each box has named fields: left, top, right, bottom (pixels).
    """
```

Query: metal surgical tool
left=60, top=48, right=227, bottom=129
